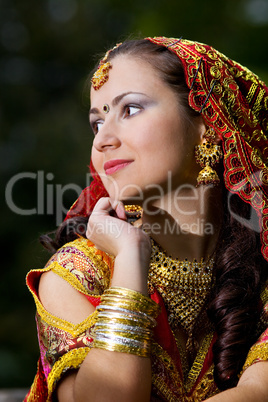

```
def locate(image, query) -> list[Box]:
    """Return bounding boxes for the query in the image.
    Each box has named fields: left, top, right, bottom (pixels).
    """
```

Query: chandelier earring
left=195, top=127, right=223, bottom=186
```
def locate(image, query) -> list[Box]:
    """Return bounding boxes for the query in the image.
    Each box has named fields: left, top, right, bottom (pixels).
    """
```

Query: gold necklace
left=148, top=239, right=214, bottom=346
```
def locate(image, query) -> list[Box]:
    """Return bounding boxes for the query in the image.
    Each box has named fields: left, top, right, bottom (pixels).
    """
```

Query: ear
left=199, top=119, right=222, bottom=145
left=195, top=116, right=207, bottom=144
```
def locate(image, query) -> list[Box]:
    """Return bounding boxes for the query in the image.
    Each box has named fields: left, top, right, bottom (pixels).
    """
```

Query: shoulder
left=27, top=236, right=114, bottom=299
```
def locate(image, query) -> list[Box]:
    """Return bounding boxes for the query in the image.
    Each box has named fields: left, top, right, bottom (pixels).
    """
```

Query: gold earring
left=195, top=128, right=222, bottom=186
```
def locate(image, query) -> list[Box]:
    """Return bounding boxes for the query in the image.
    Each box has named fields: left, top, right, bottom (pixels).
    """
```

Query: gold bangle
left=93, top=328, right=152, bottom=342
left=100, top=295, right=159, bottom=317
left=96, top=305, right=157, bottom=327
left=92, top=286, right=160, bottom=358
left=104, top=287, right=160, bottom=316
left=94, top=321, right=153, bottom=336
left=93, top=338, right=151, bottom=358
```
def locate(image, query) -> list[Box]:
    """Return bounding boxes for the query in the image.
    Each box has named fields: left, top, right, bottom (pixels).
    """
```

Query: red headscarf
left=65, top=37, right=268, bottom=261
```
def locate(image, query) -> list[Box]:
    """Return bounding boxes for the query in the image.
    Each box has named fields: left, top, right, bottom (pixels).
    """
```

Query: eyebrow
left=89, top=91, right=149, bottom=115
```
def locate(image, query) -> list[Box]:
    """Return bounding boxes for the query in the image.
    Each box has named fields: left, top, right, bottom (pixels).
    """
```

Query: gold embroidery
left=65, top=237, right=112, bottom=288
left=242, top=342, right=268, bottom=373
left=261, top=284, right=268, bottom=307
left=246, top=82, right=258, bottom=104
left=36, top=312, right=94, bottom=369
left=151, top=342, right=184, bottom=401
left=151, top=336, right=219, bottom=401
left=185, top=332, right=214, bottom=392
left=190, top=366, right=218, bottom=401
left=47, top=347, right=90, bottom=399
left=151, top=373, right=180, bottom=402
left=50, top=261, right=91, bottom=295
left=35, top=292, right=97, bottom=337
left=253, top=88, right=266, bottom=117
left=174, top=334, right=189, bottom=378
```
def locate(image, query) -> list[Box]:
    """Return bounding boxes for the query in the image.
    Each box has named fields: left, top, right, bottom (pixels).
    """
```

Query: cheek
left=91, top=148, right=102, bottom=173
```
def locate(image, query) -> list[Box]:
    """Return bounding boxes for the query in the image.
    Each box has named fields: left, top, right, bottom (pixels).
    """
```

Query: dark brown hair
left=41, top=39, right=267, bottom=390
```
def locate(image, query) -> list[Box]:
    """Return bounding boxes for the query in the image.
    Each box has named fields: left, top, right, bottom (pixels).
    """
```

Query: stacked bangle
left=92, top=287, right=160, bottom=357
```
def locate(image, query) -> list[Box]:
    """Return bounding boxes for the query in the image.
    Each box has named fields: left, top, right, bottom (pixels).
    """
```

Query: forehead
left=90, top=55, right=163, bottom=103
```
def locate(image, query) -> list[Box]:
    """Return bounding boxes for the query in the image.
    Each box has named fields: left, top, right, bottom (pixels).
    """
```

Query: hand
left=86, top=197, right=151, bottom=259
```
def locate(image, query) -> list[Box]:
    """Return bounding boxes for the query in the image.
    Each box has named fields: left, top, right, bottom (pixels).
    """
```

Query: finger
left=92, top=197, right=113, bottom=216
left=112, top=200, right=127, bottom=221
left=93, top=198, right=126, bottom=221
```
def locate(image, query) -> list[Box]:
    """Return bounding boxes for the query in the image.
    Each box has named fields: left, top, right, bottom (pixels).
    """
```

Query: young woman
left=25, top=37, right=268, bottom=401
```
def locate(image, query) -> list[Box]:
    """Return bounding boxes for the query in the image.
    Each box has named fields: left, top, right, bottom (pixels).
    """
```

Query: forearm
left=111, top=244, right=150, bottom=295
left=71, top=200, right=154, bottom=401
left=73, top=245, right=153, bottom=401
left=74, top=348, right=151, bottom=402
left=206, top=362, right=268, bottom=402
left=206, top=385, right=265, bottom=402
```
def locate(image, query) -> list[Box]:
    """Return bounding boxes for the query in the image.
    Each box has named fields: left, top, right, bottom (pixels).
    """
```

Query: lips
left=104, top=159, right=134, bottom=175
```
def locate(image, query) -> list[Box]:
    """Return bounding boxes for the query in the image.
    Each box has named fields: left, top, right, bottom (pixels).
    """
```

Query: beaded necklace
left=148, top=238, right=215, bottom=356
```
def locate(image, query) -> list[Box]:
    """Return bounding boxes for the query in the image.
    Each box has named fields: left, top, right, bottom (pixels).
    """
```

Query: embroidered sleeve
left=26, top=237, right=113, bottom=400
left=36, top=309, right=96, bottom=399
left=242, top=283, right=268, bottom=373
left=44, top=237, right=113, bottom=296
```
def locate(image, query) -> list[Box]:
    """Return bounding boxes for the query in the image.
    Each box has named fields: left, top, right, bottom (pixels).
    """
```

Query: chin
left=104, top=181, right=143, bottom=202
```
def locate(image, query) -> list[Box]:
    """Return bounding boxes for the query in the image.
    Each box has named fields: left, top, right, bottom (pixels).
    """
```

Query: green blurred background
left=1, top=0, right=268, bottom=390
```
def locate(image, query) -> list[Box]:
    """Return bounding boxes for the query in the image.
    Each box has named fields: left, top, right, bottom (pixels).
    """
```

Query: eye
left=123, top=105, right=141, bottom=118
left=91, top=120, right=103, bottom=135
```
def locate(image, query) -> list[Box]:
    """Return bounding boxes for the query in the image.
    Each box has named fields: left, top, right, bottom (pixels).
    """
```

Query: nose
left=93, top=120, right=121, bottom=152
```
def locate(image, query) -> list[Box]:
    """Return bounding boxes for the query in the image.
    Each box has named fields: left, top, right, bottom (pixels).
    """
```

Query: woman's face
left=90, top=55, right=205, bottom=202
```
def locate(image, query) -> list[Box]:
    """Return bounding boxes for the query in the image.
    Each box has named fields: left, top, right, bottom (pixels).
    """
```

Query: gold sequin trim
left=190, top=365, right=218, bottom=401
left=260, top=283, right=268, bottom=307
left=246, top=82, right=258, bottom=104
left=34, top=288, right=97, bottom=336
left=50, top=261, right=92, bottom=296
left=185, top=332, right=214, bottom=392
left=47, top=347, right=90, bottom=399
left=151, top=373, right=180, bottom=402
left=64, top=237, right=112, bottom=288
left=253, top=88, right=266, bottom=117
left=242, top=341, right=268, bottom=373
left=151, top=342, right=184, bottom=401
left=27, top=266, right=98, bottom=336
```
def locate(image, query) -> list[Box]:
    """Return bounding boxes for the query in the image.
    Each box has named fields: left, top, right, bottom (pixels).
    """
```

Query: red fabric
left=23, top=359, right=48, bottom=401
left=151, top=290, right=183, bottom=377
left=64, top=160, right=108, bottom=220
left=85, top=294, right=101, bottom=307
left=147, top=37, right=268, bottom=261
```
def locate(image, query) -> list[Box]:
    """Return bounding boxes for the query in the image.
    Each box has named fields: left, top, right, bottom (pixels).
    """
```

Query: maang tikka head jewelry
left=91, top=43, right=122, bottom=91
left=195, top=127, right=223, bottom=186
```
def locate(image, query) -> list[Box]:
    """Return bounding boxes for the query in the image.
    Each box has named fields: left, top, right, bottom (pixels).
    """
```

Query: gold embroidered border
left=190, top=365, right=218, bottom=401
left=50, top=261, right=91, bottom=296
left=151, top=342, right=184, bottom=401
left=242, top=341, right=268, bottom=373
left=260, top=283, right=268, bottom=308
left=63, top=237, right=113, bottom=286
left=151, top=373, right=180, bottom=402
left=174, top=334, right=189, bottom=378
left=47, top=347, right=90, bottom=400
left=246, top=83, right=258, bottom=104
left=35, top=290, right=98, bottom=337
left=185, top=332, right=214, bottom=392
